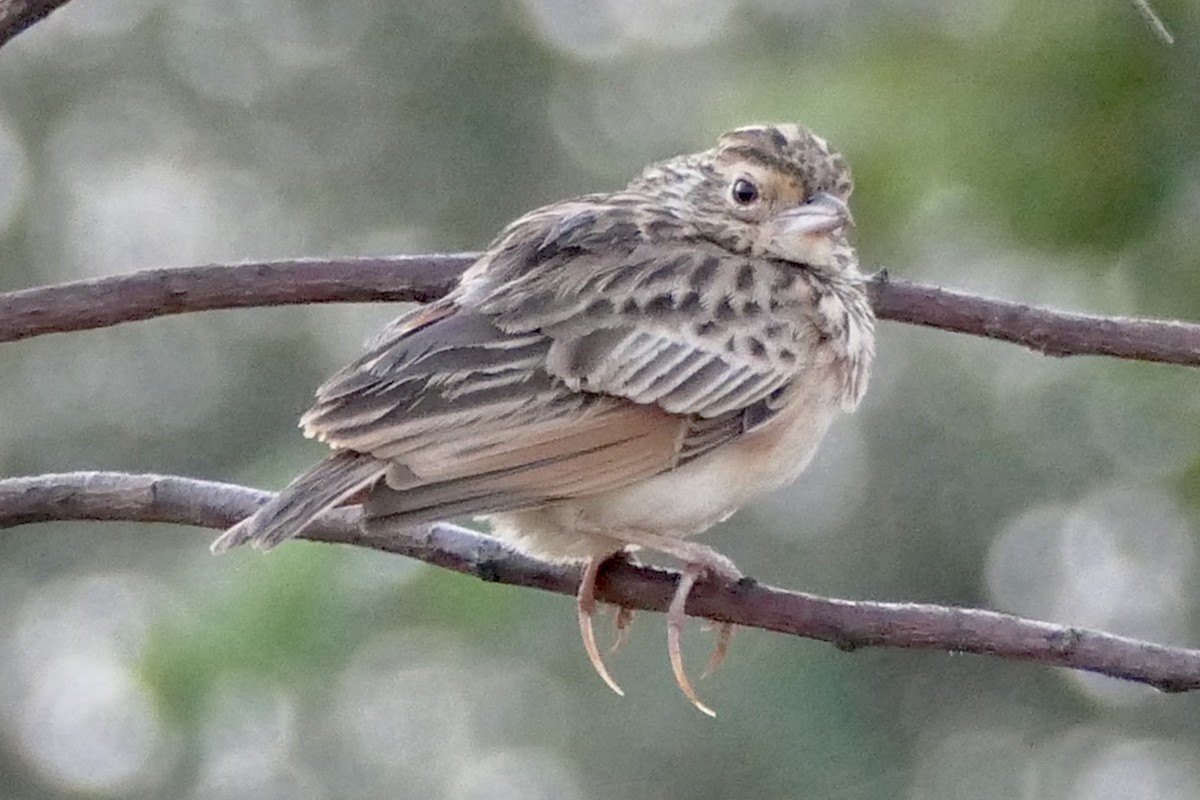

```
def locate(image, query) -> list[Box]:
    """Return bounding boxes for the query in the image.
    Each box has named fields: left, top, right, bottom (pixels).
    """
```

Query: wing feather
left=299, top=301, right=699, bottom=525
left=475, top=217, right=809, bottom=420
left=291, top=203, right=811, bottom=528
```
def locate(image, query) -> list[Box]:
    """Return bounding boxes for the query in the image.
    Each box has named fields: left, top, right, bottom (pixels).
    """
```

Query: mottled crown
left=714, top=124, right=853, bottom=200
left=628, top=123, right=852, bottom=205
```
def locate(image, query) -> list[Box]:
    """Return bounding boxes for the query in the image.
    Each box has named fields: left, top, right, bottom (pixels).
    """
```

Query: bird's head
left=631, top=123, right=857, bottom=273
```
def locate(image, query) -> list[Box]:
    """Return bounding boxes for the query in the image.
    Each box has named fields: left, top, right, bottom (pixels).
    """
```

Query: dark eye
left=730, top=178, right=759, bottom=205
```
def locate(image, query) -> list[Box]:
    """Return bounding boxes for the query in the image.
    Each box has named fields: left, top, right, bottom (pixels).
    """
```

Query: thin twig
left=1131, top=0, right=1175, bottom=45
left=2, top=256, right=1199, bottom=367
left=2, top=471, right=1199, bottom=693
left=0, top=0, right=72, bottom=48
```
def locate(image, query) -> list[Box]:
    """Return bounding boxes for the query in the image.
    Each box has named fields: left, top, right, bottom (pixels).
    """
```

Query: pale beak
left=769, top=191, right=854, bottom=237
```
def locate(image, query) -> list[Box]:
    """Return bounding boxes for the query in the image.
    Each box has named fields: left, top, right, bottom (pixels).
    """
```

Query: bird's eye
left=730, top=178, right=759, bottom=205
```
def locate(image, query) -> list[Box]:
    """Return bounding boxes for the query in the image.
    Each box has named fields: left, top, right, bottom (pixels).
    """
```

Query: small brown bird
left=212, top=123, right=874, bottom=716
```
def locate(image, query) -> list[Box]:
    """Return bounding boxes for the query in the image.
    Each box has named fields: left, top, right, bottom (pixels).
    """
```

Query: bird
left=211, top=123, right=875, bottom=716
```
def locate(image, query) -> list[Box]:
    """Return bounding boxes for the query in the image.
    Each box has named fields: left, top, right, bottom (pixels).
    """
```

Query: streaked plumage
left=212, top=123, right=874, bottom=715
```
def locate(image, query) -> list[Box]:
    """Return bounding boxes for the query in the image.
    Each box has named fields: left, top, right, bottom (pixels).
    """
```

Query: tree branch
left=0, top=255, right=470, bottom=343
left=3, top=470, right=1199, bottom=693
left=2, top=255, right=1199, bottom=367
left=0, top=0, right=72, bottom=49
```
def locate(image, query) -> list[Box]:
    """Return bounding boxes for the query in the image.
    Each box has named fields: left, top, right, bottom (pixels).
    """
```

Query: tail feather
left=210, top=451, right=386, bottom=554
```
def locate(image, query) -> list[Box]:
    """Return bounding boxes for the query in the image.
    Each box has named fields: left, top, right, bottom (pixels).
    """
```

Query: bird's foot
left=577, top=553, right=625, bottom=697
left=666, top=550, right=741, bottom=718
left=576, top=538, right=740, bottom=716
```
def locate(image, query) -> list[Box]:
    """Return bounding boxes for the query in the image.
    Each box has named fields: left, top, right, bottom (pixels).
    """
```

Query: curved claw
left=667, top=566, right=716, bottom=717
left=577, top=555, right=625, bottom=697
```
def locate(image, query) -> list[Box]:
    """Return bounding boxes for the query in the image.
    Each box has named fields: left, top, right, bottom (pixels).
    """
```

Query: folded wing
left=235, top=204, right=805, bottom=540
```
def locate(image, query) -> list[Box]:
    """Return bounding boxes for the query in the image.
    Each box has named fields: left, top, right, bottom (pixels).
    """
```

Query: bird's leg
left=612, top=531, right=741, bottom=717
left=577, top=553, right=625, bottom=697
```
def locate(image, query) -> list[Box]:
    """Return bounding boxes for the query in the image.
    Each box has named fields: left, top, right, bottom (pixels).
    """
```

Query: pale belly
left=486, top=383, right=841, bottom=563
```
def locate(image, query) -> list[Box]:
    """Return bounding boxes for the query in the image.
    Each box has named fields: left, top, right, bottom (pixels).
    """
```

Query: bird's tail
left=210, top=451, right=386, bottom=554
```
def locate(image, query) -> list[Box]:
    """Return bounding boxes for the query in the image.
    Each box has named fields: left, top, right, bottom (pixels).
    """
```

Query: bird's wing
left=299, top=204, right=815, bottom=525
left=475, top=202, right=820, bottom=419
left=301, top=300, right=687, bottom=518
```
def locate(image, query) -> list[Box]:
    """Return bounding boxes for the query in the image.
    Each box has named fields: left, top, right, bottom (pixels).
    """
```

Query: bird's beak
left=770, top=192, right=854, bottom=237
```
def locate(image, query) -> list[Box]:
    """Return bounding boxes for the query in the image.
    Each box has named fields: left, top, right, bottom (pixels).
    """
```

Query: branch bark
left=0, top=255, right=469, bottom=342
left=3, top=255, right=1199, bottom=367
left=3, top=471, right=1199, bottom=693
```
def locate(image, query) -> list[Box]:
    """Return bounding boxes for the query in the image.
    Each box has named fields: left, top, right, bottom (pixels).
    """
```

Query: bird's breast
left=585, top=366, right=844, bottom=531
left=487, top=361, right=846, bottom=562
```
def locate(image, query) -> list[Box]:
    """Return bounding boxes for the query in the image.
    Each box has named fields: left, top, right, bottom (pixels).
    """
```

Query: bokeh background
left=2, top=0, right=1199, bottom=798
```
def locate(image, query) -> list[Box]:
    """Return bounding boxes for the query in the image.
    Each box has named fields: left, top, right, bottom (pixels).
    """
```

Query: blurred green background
left=2, top=0, right=1199, bottom=798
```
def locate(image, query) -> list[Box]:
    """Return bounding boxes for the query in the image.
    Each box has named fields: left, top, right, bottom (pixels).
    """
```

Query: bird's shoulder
left=456, top=192, right=692, bottom=298
left=456, top=195, right=822, bottom=335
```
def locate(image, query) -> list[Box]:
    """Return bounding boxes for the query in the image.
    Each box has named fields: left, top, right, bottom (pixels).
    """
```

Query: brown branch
left=0, top=0, right=72, bottom=48
left=0, top=256, right=470, bottom=342
left=2, top=255, right=1199, bottom=367
left=866, top=279, right=1200, bottom=366
left=3, top=470, right=1200, bottom=693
